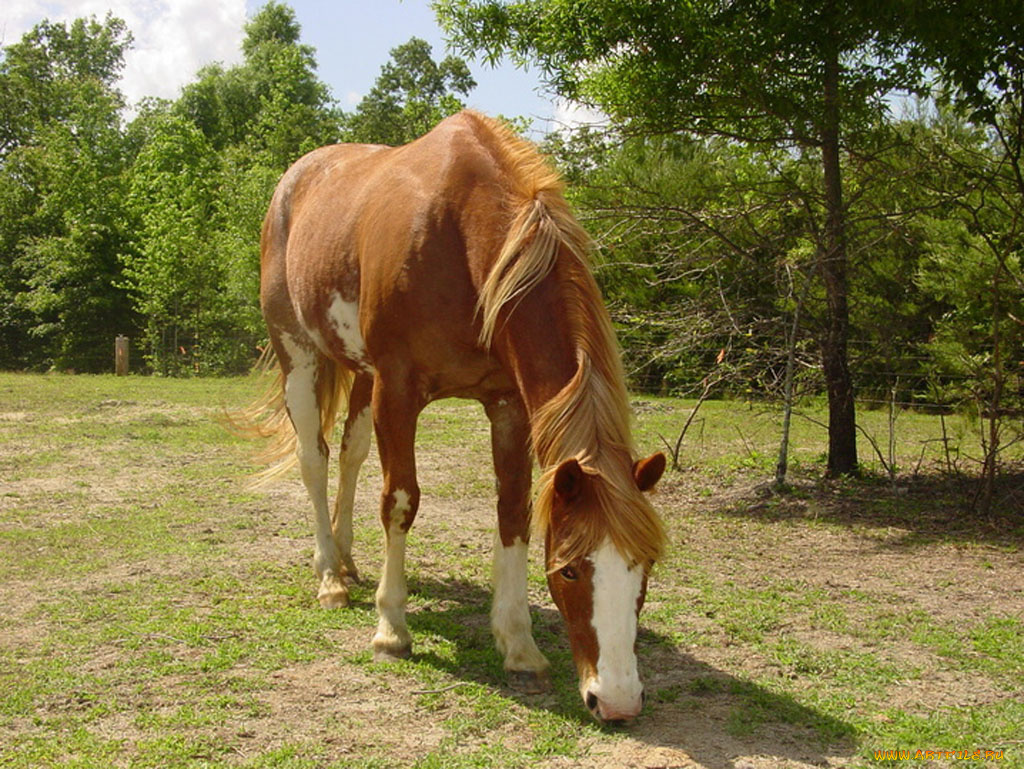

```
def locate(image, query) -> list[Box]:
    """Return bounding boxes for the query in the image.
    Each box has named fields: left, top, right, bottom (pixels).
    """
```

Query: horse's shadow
left=355, top=574, right=855, bottom=769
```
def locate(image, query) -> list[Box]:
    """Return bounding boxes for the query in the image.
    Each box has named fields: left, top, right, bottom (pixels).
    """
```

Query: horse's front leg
left=370, top=373, right=422, bottom=661
left=486, top=395, right=551, bottom=693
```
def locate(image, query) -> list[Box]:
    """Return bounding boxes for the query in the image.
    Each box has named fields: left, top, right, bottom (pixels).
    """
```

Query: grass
left=1, top=372, right=1021, bottom=768
left=632, top=394, right=1022, bottom=481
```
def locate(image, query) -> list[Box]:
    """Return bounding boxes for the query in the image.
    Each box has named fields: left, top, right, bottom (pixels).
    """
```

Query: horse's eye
left=560, top=565, right=578, bottom=581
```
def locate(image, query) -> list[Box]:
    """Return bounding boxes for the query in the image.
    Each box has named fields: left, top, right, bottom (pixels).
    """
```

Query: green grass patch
left=1, top=373, right=1021, bottom=768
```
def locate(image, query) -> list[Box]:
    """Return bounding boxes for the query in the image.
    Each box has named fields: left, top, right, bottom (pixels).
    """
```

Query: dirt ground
left=1, top=388, right=1022, bottom=768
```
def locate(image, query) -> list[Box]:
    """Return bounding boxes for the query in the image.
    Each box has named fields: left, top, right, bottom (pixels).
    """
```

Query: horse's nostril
left=585, top=691, right=599, bottom=712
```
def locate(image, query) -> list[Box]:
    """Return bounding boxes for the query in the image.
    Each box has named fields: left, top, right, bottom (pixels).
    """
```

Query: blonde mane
left=472, top=112, right=666, bottom=570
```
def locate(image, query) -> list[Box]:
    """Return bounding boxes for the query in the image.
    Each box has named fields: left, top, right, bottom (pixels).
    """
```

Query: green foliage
left=550, top=131, right=803, bottom=395
left=342, top=37, right=475, bottom=145
left=177, top=2, right=339, bottom=165
left=0, top=4, right=484, bottom=375
left=121, top=115, right=223, bottom=374
left=437, top=0, right=950, bottom=476
left=0, top=0, right=1019, bottom=487
left=123, top=2, right=345, bottom=374
left=897, top=0, right=1023, bottom=125
left=437, top=0, right=925, bottom=141
left=0, top=15, right=130, bottom=153
left=0, top=15, right=134, bottom=371
left=916, top=185, right=1023, bottom=419
left=441, top=0, right=1022, bottom=487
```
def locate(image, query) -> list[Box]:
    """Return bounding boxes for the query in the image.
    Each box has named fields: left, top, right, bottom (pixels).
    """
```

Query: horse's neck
left=493, top=299, right=626, bottom=474
left=488, top=274, right=579, bottom=415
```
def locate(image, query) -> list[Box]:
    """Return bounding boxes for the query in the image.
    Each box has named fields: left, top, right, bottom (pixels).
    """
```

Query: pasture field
left=0, top=372, right=1021, bottom=768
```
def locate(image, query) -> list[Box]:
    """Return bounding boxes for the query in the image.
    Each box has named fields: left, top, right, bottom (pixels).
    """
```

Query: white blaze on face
left=586, top=538, right=644, bottom=717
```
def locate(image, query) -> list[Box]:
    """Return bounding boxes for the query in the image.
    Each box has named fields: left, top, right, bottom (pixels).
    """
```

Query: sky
left=1, top=0, right=593, bottom=136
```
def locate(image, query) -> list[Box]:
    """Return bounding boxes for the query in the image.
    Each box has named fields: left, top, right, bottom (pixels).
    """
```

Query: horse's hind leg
left=278, top=335, right=350, bottom=608
left=486, top=396, right=551, bottom=692
left=332, top=372, right=373, bottom=585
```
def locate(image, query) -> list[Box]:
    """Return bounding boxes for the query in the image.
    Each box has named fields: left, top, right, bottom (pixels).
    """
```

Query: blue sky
left=262, top=0, right=562, bottom=132
left=3, top=0, right=579, bottom=135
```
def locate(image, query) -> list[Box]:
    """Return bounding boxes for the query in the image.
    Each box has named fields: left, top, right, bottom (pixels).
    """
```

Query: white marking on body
left=491, top=535, right=549, bottom=672
left=391, top=489, right=411, bottom=516
left=373, top=488, right=414, bottom=654
left=587, top=538, right=644, bottom=716
left=326, top=291, right=373, bottom=372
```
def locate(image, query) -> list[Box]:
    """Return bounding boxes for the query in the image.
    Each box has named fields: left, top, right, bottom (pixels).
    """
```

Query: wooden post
left=115, top=335, right=129, bottom=376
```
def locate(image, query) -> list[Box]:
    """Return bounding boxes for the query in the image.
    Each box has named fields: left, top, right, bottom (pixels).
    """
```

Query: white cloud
left=550, top=98, right=607, bottom=132
left=1, top=0, right=247, bottom=109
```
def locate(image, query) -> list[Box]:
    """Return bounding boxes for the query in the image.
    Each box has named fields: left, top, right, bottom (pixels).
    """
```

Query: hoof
left=373, top=644, right=412, bottom=663
left=317, top=577, right=350, bottom=608
left=508, top=669, right=551, bottom=694
left=318, top=588, right=350, bottom=609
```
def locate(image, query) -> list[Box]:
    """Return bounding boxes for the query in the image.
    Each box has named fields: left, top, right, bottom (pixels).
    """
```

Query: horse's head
left=542, top=452, right=666, bottom=723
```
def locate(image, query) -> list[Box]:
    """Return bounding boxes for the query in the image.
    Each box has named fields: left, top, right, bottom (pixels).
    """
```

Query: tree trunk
left=819, top=45, right=858, bottom=477
left=775, top=267, right=812, bottom=489
left=977, top=263, right=1004, bottom=516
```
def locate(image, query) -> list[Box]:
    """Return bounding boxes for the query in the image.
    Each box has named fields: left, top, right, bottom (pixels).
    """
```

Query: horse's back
left=260, top=142, right=386, bottom=311
left=261, top=113, right=514, bottom=395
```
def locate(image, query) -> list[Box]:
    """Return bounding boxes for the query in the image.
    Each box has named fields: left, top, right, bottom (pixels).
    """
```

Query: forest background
left=0, top=0, right=1021, bottom=506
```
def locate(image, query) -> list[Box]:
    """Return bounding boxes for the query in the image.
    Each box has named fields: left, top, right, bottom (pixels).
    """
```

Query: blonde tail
left=224, top=347, right=355, bottom=488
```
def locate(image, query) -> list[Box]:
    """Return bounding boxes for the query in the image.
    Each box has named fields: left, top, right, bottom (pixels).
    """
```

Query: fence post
left=115, top=335, right=129, bottom=376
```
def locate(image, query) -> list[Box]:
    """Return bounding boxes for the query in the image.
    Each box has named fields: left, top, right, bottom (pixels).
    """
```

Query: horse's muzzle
left=585, top=685, right=644, bottom=723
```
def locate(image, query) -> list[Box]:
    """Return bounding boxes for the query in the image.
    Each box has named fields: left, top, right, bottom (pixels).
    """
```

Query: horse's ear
left=553, top=458, right=585, bottom=503
left=633, top=452, right=666, bottom=492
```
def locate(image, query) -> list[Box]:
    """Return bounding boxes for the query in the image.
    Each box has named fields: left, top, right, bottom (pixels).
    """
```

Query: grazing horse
left=252, top=110, right=667, bottom=722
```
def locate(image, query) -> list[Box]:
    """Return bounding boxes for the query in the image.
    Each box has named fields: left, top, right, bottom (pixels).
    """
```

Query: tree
left=0, top=16, right=135, bottom=371
left=0, top=14, right=129, bottom=156
left=176, top=1, right=339, bottom=164
left=118, top=2, right=343, bottom=374
left=437, top=0, right=937, bottom=476
left=548, top=130, right=804, bottom=396
left=906, top=105, right=1024, bottom=514
left=121, top=115, right=222, bottom=374
left=342, top=37, right=475, bottom=145
left=917, top=203, right=1023, bottom=512
left=899, top=1, right=1024, bottom=512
